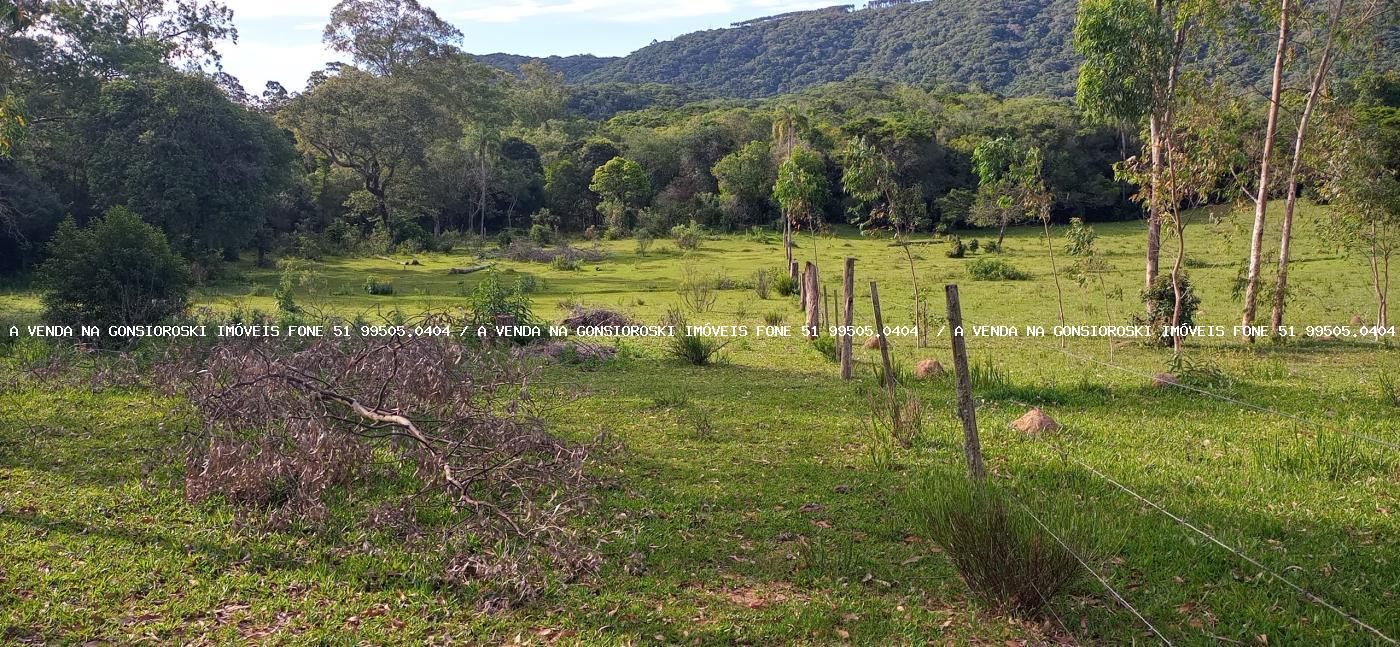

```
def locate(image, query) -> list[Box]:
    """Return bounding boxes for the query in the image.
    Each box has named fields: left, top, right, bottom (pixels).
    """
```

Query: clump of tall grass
left=662, top=308, right=728, bottom=366
left=861, top=387, right=923, bottom=469
left=773, top=273, right=798, bottom=297
left=901, top=477, right=1091, bottom=618
left=1380, top=374, right=1400, bottom=408
left=969, top=357, right=1011, bottom=391
left=1255, top=431, right=1396, bottom=482
left=754, top=269, right=773, bottom=299
left=810, top=336, right=839, bottom=363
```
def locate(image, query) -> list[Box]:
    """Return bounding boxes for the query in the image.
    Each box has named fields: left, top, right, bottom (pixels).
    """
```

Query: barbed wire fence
left=924, top=308, right=1399, bottom=644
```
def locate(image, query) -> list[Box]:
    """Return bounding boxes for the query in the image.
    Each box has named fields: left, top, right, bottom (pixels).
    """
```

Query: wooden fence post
left=805, top=262, right=820, bottom=339
left=841, top=257, right=855, bottom=380
left=945, top=284, right=985, bottom=479
left=870, top=281, right=895, bottom=395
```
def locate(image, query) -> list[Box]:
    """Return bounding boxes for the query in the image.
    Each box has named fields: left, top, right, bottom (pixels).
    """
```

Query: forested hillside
left=583, top=0, right=1080, bottom=97
left=480, top=0, right=1397, bottom=100
left=471, top=53, right=617, bottom=81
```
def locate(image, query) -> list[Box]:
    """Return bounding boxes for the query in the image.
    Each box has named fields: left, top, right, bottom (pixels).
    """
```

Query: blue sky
left=219, top=0, right=846, bottom=91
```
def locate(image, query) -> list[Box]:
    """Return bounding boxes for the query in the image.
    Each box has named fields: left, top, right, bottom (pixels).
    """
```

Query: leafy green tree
left=712, top=140, right=773, bottom=227
left=38, top=207, right=190, bottom=329
left=323, top=0, right=461, bottom=75
left=511, top=60, right=569, bottom=128
left=85, top=72, right=295, bottom=256
left=1323, top=83, right=1400, bottom=330
left=842, top=135, right=930, bottom=337
left=970, top=137, right=1031, bottom=245
left=280, top=67, right=447, bottom=233
left=1074, top=0, right=1181, bottom=300
left=589, top=156, right=651, bottom=234
left=773, top=146, right=829, bottom=256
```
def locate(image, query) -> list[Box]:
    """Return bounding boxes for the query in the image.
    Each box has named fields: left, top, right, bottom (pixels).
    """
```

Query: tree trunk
left=902, top=243, right=924, bottom=347
left=478, top=138, right=490, bottom=236
left=841, top=257, right=855, bottom=380
left=1242, top=0, right=1291, bottom=341
left=1146, top=113, right=1164, bottom=294
left=1271, top=0, right=1341, bottom=333
left=784, top=215, right=794, bottom=275
left=1043, top=211, right=1066, bottom=329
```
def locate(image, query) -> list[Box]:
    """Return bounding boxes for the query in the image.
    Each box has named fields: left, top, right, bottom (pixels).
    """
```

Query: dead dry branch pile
left=163, top=330, right=603, bottom=610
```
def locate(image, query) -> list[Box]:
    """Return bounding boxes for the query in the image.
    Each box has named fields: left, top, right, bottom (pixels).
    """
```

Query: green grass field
left=3, top=203, right=1398, bottom=645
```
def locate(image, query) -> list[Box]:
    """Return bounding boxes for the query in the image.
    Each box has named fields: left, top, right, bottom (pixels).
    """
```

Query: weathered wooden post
left=945, top=284, right=985, bottom=479
left=805, top=262, right=820, bottom=339
left=869, top=281, right=895, bottom=395
left=841, top=257, right=855, bottom=380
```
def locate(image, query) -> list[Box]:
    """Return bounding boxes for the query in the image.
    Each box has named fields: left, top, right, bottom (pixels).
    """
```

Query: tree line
left=0, top=0, right=1396, bottom=339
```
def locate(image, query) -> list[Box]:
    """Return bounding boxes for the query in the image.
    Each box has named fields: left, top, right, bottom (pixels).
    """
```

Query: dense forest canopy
left=475, top=0, right=1399, bottom=101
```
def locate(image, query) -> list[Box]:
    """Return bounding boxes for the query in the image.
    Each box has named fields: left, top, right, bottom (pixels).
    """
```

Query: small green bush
left=467, top=271, right=538, bottom=331
left=1137, top=273, right=1201, bottom=345
left=967, top=238, right=980, bottom=253
left=551, top=256, right=581, bottom=271
left=946, top=237, right=967, bottom=258
left=967, top=258, right=1030, bottom=281
left=364, top=277, right=395, bottom=295
left=38, top=207, right=190, bottom=330
left=983, top=240, right=1002, bottom=253
left=635, top=232, right=654, bottom=255
left=763, top=312, right=785, bottom=326
left=529, top=224, right=553, bottom=246
left=746, top=226, right=774, bottom=244
left=671, top=220, right=705, bottom=251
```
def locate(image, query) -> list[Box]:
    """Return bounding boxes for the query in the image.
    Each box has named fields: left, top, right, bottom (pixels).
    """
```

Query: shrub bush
left=967, top=238, right=980, bottom=253
left=671, top=220, right=705, bottom=251
left=763, top=311, right=785, bottom=326
left=529, top=224, right=553, bottom=246
left=364, top=277, right=395, bottom=295
left=467, top=271, right=538, bottom=331
left=946, top=236, right=967, bottom=258
left=1137, top=273, right=1200, bottom=344
left=774, top=273, right=798, bottom=297
left=746, top=226, right=773, bottom=244
left=903, top=478, right=1084, bottom=618
left=753, top=269, right=772, bottom=299
left=635, top=232, right=654, bottom=256
left=967, top=258, right=1031, bottom=281
left=38, top=207, right=190, bottom=330
left=983, top=240, right=1002, bottom=253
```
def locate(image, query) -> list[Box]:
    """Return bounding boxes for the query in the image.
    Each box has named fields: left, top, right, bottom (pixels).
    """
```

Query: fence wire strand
left=943, top=319, right=1397, bottom=643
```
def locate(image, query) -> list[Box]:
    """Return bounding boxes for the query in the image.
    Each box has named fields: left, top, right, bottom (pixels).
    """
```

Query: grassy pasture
left=2, top=202, right=1398, bottom=644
